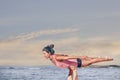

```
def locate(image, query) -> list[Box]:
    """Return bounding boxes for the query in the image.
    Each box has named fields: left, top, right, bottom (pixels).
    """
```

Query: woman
left=42, top=44, right=113, bottom=80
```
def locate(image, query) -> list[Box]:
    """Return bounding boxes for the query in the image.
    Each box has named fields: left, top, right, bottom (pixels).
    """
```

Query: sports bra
left=51, top=55, right=78, bottom=68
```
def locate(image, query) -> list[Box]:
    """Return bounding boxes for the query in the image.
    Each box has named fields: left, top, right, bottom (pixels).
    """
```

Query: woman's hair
left=42, top=44, right=55, bottom=55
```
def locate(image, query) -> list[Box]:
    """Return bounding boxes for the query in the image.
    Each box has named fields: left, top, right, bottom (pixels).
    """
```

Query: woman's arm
left=55, top=55, right=88, bottom=60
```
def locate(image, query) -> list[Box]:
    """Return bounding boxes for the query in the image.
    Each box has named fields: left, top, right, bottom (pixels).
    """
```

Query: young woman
left=42, top=44, right=113, bottom=80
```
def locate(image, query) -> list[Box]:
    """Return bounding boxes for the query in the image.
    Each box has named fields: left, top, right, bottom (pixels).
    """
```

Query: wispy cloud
left=1, top=28, right=78, bottom=42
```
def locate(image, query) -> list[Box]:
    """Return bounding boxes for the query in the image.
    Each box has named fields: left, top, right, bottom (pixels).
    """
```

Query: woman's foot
left=105, top=57, right=113, bottom=61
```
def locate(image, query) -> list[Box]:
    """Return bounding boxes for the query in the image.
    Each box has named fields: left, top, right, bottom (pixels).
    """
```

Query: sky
left=0, top=0, right=120, bottom=66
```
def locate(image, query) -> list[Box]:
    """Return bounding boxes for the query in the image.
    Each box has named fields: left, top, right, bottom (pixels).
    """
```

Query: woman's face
left=43, top=51, right=50, bottom=59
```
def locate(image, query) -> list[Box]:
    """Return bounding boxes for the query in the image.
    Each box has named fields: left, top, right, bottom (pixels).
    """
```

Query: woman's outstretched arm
left=55, top=55, right=88, bottom=60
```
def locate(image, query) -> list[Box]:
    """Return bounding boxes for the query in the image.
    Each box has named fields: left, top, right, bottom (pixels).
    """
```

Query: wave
left=89, top=65, right=120, bottom=68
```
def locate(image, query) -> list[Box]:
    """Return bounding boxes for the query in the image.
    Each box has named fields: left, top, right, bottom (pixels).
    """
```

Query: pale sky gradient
left=0, top=0, right=120, bottom=66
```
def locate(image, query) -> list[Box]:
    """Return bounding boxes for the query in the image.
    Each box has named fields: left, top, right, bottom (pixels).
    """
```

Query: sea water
left=0, top=66, right=120, bottom=80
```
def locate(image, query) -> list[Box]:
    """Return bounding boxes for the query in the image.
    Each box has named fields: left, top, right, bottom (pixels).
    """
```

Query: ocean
left=0, top=65, right=120, bottom=80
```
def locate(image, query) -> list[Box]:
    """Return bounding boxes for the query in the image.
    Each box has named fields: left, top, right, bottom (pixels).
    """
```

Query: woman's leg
left=81, top=57, right=113, bottom=67
left=72, top=67, right=78, bottom=80
left=80, top=56, right=113, bottom=61
left=67, top=67, right=73, bottom=80
left=68, top=66, right=78, bottom=80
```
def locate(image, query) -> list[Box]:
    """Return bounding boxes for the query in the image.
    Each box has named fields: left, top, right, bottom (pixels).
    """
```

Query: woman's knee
left=69, top=66, right=77, bottom=74
left=69, top=66, right=77, bottom=70
left=68, top=67, right=73, bottom=75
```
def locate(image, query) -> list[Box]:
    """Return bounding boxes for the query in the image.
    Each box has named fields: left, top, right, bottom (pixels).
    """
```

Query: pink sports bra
left=51, top=55, right=78, bottom=68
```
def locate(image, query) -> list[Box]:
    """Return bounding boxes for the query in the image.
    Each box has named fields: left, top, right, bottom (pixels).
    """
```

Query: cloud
left=1, top=28, right=78, bottom=42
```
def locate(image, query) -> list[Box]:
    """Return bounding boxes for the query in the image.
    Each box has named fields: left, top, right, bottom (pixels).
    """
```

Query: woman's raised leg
left=81, top=57, right=113, bottom=67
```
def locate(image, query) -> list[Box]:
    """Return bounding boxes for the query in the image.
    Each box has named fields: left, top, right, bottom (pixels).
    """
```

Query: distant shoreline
left=89, top=65, right=120, bottom=68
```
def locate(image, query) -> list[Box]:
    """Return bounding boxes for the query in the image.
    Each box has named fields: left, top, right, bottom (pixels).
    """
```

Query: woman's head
left=42, top=44, right=55, bottom=58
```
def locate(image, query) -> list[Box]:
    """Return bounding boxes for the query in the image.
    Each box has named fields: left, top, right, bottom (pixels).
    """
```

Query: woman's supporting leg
left=68, top=66, right=78, bottom=80
left=67, top=67, right=73, bottom=80
left=72, top=67, right=78, bottom=80
left=81, top=57, right=113, bottom=67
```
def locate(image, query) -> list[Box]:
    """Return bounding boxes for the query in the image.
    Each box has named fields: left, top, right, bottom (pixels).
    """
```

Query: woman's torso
left=50, top=55, right=78, bottom=68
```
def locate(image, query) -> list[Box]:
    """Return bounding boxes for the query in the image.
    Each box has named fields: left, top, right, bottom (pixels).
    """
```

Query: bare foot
left=105, top=57, right=113, bottom=61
